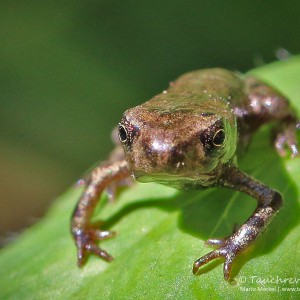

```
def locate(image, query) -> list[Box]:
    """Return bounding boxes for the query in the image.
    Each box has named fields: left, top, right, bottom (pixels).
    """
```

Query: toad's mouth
left=132, top=170, right=217, bottom=189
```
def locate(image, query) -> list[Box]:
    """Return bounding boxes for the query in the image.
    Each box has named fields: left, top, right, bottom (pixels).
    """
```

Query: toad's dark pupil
left=118, top=125, right=128, bottom=143
left=213, top=129, right=225, bottom=146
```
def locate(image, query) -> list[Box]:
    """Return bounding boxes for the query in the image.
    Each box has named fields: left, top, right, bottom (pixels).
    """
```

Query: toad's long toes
left=205, top=238, right=226, bottom=247
left=193, top=249, right=222, bottom=275
left=86, top=243, right=114, bottom=262
left=93, top=230, right=116, bottom=240
left=72, top=227, right=115, bottom=267
left=193, top=244, right=236, bottom=281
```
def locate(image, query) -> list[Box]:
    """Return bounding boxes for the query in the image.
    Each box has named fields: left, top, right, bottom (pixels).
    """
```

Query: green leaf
left=1, top=57, right=300, bottom=299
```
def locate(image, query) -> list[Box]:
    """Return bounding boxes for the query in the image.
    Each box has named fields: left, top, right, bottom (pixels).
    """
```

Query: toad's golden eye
left=199, top=120, right=226, bottom=156
left=213, top=129, right=226, bottom=146
left=118, top=124, right=129, bottom=144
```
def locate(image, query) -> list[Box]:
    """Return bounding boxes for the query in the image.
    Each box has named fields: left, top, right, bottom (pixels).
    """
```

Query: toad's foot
left=275, top=120, right=300, bottom=158
left=195, top=167, right=283, bottom=281
left=72, top=226, right=116, bottom=267
left=193, top=237, right=242, bottom=281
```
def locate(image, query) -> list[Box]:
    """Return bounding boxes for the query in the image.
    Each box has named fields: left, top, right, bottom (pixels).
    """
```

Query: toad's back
left=167, top=68, right=248, bottom=108
left=133, top=68, right=246, bottom=126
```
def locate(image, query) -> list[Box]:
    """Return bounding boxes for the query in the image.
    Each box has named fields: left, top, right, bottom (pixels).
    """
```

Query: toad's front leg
left=193, top=166, right=282, bottom=281
left=71, top=159, right=130, bottom=266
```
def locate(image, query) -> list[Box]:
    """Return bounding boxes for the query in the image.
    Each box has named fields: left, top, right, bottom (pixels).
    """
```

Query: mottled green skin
left=168, top=68, right=247, bottom=107
left=72, top=68, right=299, bottom=281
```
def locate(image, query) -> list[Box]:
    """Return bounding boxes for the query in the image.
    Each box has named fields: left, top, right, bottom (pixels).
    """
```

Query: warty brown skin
left=71, top=68, right=299, bottom=281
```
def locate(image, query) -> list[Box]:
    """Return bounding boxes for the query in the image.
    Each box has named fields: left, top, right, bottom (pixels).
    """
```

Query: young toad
left=71, top=68, right=299, bottom=281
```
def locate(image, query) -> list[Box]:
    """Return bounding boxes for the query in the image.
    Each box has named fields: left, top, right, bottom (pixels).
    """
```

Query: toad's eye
left=118, top=122, right=140, bottom=148
left=118, top=124, right=128, bottom=143
left=213, top=129, right=226, bottom=146
left=199, top=120, right=226, bottom=156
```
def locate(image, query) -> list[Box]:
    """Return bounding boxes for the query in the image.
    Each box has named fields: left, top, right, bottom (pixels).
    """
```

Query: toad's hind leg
left=241, top=77, right=299, bottom=157
left=193, top=166, right=282, bottom=281
left=71, top=159, right=130, bottom=266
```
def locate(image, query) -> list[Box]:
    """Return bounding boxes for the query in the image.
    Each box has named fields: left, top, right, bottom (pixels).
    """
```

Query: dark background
left=1, top=0, right=300, bottom=238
